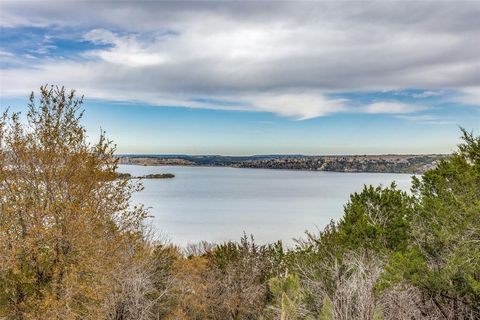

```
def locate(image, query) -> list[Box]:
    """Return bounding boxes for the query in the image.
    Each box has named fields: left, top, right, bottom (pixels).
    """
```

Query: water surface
left=118, top=165, right=413, bottom=246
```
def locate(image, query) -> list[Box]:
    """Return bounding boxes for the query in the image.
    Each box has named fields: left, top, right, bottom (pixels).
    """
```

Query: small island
left=143, top=173, right=175, bottom=179
left=115, top=172, right=175, bottom=179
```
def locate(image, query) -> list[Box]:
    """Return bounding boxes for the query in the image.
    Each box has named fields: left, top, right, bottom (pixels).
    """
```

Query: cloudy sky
left=0, top=1, right=479, bottom=154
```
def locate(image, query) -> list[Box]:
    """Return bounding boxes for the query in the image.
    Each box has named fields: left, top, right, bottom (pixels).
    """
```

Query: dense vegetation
left=234, top=155, right=442, bottom=174
left=1, top=87, right=479, bottom=319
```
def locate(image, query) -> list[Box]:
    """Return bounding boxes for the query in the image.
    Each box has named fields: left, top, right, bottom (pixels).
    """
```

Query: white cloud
left=0, top=62, right=345, bottom=118
left=412, top=90, right=444, bottom=98
left=246, top=92, right=347, bottom=119
left=83, top=29, right=168, bottom=67
left=455, top=87, right=480, bottom=106
left=1, top=1, right=479, bottom=117
left=0, top=50, right=14, bottom=57
left=364, top=102, right=427, bottom=114
left=396, top=114, right=451, bottom=125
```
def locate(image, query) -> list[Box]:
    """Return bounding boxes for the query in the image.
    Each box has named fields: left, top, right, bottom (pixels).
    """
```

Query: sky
left=0, top=1, right=479, bottom=155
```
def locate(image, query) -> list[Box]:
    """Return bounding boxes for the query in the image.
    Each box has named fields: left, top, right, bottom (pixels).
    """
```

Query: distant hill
left=116, top=154, right=446, bottom=174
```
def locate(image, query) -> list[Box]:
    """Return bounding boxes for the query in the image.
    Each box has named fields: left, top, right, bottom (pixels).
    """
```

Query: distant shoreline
left=116, top=154, right=446, bottom=174
left=119, top=163, right=420, bottom=176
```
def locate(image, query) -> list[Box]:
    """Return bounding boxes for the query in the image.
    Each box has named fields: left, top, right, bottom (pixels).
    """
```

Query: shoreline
left=118, top=163, right=421, bottom=175
left=116, top=154, right=443, bottom=174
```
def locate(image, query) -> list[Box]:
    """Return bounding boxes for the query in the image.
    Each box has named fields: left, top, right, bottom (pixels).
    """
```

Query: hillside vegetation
left=118, top=154, right=443, bottom=174
left=1, top=87, right=479, bottom=319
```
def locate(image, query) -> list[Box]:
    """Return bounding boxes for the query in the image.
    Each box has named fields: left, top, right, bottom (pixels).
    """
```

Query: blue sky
left=1, top=1, right=479, bottom=155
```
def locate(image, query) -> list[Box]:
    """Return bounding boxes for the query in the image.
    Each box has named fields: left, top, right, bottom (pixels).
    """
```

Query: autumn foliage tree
left=0, top=86, right=149, bottom=319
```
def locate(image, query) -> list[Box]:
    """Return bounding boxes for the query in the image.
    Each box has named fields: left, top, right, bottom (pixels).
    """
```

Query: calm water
left=118, top=165, right=413, bottom=246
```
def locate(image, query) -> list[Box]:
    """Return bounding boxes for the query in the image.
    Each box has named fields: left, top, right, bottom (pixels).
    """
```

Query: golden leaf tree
left=0, top=86, right=149, bottom=319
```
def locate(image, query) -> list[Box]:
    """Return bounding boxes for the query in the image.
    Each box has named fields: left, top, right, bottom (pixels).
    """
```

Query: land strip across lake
left=116, top=154, right=446, bottom=174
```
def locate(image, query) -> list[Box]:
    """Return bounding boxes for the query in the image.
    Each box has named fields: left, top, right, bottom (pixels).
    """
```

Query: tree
left=380, top=129, right=480, bottom=318
left=266, top=271, right=304, bottom=320
left=292, top=183, right=413, bottom=317
left=204, top=234, right=271, bottom=319
left=339, top=183, right=413, bottom=254
left=0, top=86, right=149, bottom=319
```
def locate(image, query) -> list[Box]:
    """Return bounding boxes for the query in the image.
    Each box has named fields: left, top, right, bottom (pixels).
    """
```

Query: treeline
left=0, top=87, right=479, bottom=319
left=234, top=154, right=442, bottom=174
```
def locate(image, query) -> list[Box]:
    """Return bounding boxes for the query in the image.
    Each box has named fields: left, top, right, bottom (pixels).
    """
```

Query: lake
left=118, top=165, right=413, bottom=247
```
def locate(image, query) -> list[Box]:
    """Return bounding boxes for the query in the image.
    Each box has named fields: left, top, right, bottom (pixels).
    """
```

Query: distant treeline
left=1, top=87, right=478, bottom=319
left=117, top=153, right=445, bottom=174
